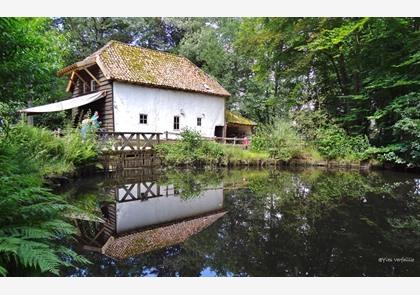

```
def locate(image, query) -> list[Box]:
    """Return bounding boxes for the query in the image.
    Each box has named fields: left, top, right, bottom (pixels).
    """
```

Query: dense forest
left=0, top=17, right=419, bottom=276
left=1, top=17, right=419, bottom=167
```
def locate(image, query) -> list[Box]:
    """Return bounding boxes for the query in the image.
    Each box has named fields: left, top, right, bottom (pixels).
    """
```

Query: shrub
left=315, top=125, right=371, bottom=160
left=156, top=128, right=225, bottom=165
left=7, top=123, right=98, bottom=175
left=292, top=109, right=331, bottom=141
left=60, top=128, right=99, bottom=167
left=251, top=118, right=305, bottom=161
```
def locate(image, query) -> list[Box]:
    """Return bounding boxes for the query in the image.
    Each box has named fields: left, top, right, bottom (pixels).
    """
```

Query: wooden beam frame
left=74, top=71, right=88, bottom=85
left=96, top=58, right=112, bottom=80
left=83, top=68, right=101, bottom=85
left=66, top=71, right=76, bottom=92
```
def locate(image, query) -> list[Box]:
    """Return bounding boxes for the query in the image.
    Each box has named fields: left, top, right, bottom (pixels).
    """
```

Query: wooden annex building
left=225, top=110, right=257, bottom=138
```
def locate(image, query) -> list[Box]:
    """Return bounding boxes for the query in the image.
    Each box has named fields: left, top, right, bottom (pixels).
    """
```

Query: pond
left=62, top=167, right=420, bottom=277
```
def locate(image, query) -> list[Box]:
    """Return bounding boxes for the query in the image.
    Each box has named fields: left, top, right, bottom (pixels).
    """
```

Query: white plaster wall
left=115, top=188, right=224, bottom=234
left=113, top=82, right=226, bottom=137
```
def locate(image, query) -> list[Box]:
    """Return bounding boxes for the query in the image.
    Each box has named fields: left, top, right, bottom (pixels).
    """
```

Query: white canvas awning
left=19, top=91, right=106, bottom=114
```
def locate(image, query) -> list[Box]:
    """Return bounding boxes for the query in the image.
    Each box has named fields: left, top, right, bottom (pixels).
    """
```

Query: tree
left=174, top=18, right=252, bottom=110
left=0, top=18, right=68, bottom=116
left=234, top=17, right=420, bottom=166
left=53, top=17, right=186, bottom=64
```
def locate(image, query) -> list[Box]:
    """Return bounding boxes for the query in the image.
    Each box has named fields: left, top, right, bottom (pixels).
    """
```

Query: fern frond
left=0, top=265, right=7, bottom=276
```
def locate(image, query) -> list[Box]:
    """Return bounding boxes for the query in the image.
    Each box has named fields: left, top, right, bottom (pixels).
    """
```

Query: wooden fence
left=98, top=132, right=162, bottom=151
left=97, top=131, right=249, bottom=152
left=162, top=131, right=249, bottom=146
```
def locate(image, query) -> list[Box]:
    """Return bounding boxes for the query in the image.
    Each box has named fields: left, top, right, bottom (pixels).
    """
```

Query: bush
left=315, top=125, right=371, bottom=160
left=292, top=109, right=331, bottom=141
left=251, top=118, right=305, bottom=161
left=7, top=123, right=99, bottom=175
left=156, top=128, right=225, bottom=165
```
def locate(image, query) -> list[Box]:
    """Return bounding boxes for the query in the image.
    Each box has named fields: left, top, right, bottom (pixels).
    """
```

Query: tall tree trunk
left=323, top=52, right=346, bottom=95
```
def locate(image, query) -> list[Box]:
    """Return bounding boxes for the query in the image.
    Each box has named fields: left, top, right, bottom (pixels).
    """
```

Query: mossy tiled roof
left=59, top=40, right=230, bottom=97
left=103, top=211, right=226, bottom=260
left=226, top=110, right=257, bottom=126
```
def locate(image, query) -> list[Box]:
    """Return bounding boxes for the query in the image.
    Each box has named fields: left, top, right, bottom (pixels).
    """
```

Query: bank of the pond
left=154, top=129, right=375, bottom=170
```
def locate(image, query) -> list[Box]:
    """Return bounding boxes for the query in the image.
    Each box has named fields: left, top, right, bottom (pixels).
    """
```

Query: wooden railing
left=162, top=131, right=249, bottom=146
left=97, top=131, right=249, bottom=152
left=98, top=132, right=162, bottom=151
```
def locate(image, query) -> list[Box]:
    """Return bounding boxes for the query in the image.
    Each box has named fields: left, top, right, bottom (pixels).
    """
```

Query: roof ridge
left=59, top=40, right=230, bottom=97
left=105, top=39, right=184, bottom=59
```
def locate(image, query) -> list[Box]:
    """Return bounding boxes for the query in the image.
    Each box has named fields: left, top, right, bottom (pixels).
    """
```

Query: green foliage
left=1, top=17, right=419, bottom=167
left=0, top=18, right=68, bottom=116
left=60, top=128, right=99, bottom=168
left=0, top=138, right=89, bottom=276
left=292, top=109, right=331, bottom=141
left=156, top=128, right=269, bottom=166
left=54, top=17, right=184, bottom=63
left=235, top=17, right=420, bottom=167
left=221, top=145, right=269, bottom=162
left=7, top=123, right=98, bottom=175
left=156, top=128, right=224, bottom=166
left=162, top=169, right=224, bottom=199
left=369, top=92, right=420, bottom=167
left=315, top=125, right=371, bottom=160
left=251, top=118, right=306, bottom=160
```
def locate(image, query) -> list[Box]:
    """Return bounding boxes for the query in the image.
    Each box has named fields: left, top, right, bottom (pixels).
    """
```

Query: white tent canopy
left=19, top=91, right=106, bottom=114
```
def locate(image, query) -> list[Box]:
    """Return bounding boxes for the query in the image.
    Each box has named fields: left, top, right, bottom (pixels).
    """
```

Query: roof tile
left=61, top=41, right=230, bottom=97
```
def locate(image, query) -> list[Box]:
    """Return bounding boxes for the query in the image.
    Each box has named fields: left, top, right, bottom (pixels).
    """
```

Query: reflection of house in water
left=75, top=173, right=226, bottom=260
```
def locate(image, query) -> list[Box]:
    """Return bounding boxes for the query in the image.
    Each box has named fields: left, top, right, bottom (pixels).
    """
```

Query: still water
left=63, top=168, right=420, bottom=276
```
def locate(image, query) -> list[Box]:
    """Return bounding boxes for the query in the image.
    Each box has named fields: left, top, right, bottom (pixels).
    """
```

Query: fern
left=0, top=265, right=6, bottom=276
left=0, top=134, right=91, bottom=276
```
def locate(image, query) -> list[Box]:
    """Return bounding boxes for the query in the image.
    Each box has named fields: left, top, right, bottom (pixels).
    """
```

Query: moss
left=226, top=110, right=256, bottom=126
left=95, top=40, right=230, bottom=97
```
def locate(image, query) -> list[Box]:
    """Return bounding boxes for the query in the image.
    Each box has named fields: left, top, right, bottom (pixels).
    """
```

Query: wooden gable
left=66, top=64, right=114, bottom=132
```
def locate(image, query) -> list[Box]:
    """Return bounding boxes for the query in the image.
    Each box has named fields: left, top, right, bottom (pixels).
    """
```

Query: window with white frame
left=91, top=80, right=97, bottom=91
left=197, top=117, right=202, bottom=126
left=174, top=116, right=180, bottom=130
left=139, top=113, right=148, bottom=124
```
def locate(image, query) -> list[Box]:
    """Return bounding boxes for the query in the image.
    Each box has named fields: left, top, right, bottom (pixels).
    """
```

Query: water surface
left=63, top=168, right=420, bottom=276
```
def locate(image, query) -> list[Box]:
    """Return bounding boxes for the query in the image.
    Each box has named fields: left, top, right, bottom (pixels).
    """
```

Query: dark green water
left=63, top=168, right=420, bottom=277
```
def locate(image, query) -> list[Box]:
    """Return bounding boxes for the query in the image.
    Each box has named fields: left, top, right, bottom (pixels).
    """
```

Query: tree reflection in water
left=65, top=168, right=420, bottom=277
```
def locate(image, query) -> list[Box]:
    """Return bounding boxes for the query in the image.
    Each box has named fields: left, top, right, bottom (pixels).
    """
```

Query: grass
left=156, top=129, right=270, bottom=166
left=221, top=145, right=269, bottom=162
left=7, top=123, right=99, bottom=176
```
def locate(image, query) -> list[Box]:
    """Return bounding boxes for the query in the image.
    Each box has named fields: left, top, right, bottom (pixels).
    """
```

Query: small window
left=82, top=83, right=87, bottom=94
left=139, top=114, right=148, bottom=124
left=173, top=116, right=180, bottom=130
left=197, top=117, right=202, bottom=126
left=91, top=80, right=97, bottom=91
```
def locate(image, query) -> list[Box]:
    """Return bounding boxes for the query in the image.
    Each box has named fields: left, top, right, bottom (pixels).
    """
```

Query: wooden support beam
left=74, top=71, right=87, bottom=85
left=66, top=71, right=76, bottom=92
left=83, top=68, right=101, bottom=85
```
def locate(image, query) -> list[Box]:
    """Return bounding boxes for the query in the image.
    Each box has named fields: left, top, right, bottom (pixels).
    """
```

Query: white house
left=22, top=40, right=231, bottom=138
